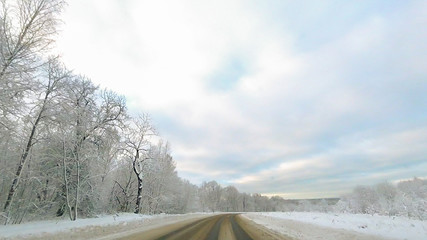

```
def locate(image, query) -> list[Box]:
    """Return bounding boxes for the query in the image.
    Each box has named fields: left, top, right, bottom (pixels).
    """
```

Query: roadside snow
left=245, top=212, right=427, bottom=240
left=0, top=213, right=152, bottom=238
left=0, top=212, right=213, bottom=239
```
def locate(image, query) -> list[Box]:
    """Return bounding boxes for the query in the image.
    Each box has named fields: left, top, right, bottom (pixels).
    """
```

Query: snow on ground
left=0, top=212, right=215, bottom=240
left=0, top=213, right=154, bottom=238
left=245, top=212, right=427, bottom=240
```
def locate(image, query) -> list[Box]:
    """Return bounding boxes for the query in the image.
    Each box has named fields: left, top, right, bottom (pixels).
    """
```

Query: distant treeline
left=278, top=178, right=426, bottom=221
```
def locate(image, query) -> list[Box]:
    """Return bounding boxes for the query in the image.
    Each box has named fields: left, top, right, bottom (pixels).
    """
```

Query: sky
left=55, top=0, right=427, bottom=199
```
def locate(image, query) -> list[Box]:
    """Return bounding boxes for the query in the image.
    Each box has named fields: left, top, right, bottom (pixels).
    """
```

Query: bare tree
left=141, top=142, right=177, bottom=214
left=0, top=0, right=65, bottom=129
left=112, top=163, right=136, bottom=212
left=2, top=57, right=68, bottom=224
left=57, top=78, right=126, bottom=220
left=1, top=0, right=65, bottom=223
left=123, top=115, right=156, bottom=214
left=200, top=181, right=222, bottom=212
left=0, top=0, right=65, bottom=78
left=221, top=186, right=240, bottom=212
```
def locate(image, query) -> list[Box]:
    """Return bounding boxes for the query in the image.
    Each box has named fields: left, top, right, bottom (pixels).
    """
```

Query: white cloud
left=55, top=0, right=427, bottom=198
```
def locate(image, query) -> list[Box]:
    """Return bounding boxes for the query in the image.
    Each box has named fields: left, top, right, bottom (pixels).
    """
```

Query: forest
left=1, top=0, right=425, bottom=225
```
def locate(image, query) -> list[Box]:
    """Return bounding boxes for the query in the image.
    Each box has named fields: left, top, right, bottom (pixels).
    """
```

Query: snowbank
left=0, top=213, right=152, bottom=238
left=246, top=212, right=427, bottom=240
left=0, top=212, right=214, bottom=239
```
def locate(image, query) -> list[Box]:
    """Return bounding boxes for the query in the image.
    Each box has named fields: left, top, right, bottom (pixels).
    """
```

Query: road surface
left=118, top=214, right=292, bottom=240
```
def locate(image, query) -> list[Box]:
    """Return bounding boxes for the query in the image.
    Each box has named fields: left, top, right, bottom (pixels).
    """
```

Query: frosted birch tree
left=123, top=115, right=156, bottom=214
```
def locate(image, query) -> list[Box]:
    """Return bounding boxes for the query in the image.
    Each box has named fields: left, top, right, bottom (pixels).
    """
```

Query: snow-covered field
left=245, top=212, right=427, bottom=240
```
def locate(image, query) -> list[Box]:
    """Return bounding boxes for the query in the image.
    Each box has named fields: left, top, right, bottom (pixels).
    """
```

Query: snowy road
left=117, top=214, right=290, bottom=240
left=1, top=212, right=424, bottom=239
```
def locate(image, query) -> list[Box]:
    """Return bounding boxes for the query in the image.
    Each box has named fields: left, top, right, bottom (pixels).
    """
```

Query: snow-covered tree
left=0, top=0, right=65, bottom=132
left=199, top=181, right=222, bottom=212
left=123, top=115, right=156, bottom=214
left=2, top=57, right=69, bottom=224
left=335, top=178, right=426, bottom=220
left=221, top=186, right=241, bottom=212
left=396, top=178, right=427, bottom=220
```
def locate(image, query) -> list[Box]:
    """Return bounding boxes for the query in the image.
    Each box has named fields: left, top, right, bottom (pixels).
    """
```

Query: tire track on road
left=118, top=213, right=291, bottom=240
left=205, top=214, right=226, bottom=240
left=230, top=215, right=253, bottom=240
left=155, top=215, right=218, bottom=240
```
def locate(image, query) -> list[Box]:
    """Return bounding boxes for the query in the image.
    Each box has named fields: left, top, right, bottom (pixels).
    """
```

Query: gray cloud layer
left=56, top=0, right=427, bottom=198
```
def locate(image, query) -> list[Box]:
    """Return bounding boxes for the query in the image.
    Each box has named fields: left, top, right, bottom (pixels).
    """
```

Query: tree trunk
left=71, top=150, right=80, bottom=221
left=132, top=149, right=143, bottom=214
left=62, top=141, right=73, bottom=220
left=134, top=178, right=142, bottom=214
left=2, top=78, right=52, bottom=222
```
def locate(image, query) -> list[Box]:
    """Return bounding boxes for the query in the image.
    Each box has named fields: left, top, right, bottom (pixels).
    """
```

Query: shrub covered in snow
left=335, top=178, right=427, bottom=220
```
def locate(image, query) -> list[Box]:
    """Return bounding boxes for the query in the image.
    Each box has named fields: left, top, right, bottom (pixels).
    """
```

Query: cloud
left=56, top=0, right=427, bottom=198
left=232, top=126, right=427, bottom=195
